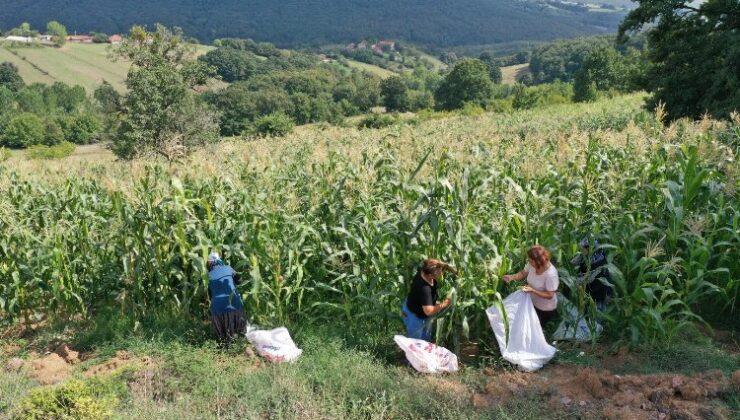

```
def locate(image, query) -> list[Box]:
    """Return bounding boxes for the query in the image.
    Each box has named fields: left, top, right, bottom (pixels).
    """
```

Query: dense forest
left=0, top=0, right=625, bottom=47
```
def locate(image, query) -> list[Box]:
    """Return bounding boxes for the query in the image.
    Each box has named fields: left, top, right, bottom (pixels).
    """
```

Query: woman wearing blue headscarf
left=207, top=252, right=246, bottom=342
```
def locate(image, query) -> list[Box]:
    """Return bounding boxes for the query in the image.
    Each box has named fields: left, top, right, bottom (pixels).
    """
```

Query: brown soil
left=29, top=353, right=71, bottom=385
left=84, top=350, right=154, bottom=377
left=731, top=370, right=740, bottom=392
left=54, top=343, right=80, bottom=364
left=5, top=357, right=24, bottom=372
left=473, top=365, right=734, bottom=419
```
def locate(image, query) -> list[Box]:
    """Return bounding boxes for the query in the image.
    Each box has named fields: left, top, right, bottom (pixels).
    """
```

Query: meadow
left=0, top=42, right=395, bottom=92
left=1, top=94, right=738, bottom=418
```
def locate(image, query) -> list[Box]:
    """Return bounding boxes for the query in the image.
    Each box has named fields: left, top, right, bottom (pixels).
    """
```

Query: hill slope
left=0, top=43, right=219, bottom=92
left=0, top=0, right=626, bottom=47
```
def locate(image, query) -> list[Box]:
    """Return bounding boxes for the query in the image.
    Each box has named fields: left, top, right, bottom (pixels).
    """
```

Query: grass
left=0, top=42, right=216, bottom=93
left=554, top=329, right=740, bottom=375
left=1, top=318, right=736, bottom=419
left=343, top=59, right=398, bottom=78
left=501, top=63, right=530, bottom=84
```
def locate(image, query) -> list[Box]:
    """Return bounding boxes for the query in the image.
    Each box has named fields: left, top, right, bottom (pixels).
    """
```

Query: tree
left=91, top=33, right=109, bottom=44
left=0, top=86, right=15, bottom=116
left=47, top=82, right=86, bottom=113
left=58, top=114, right=101, bottom=144
left=529, top=36, right=616, bottom=84
left=380, top=76, right=409, bottom=112
left=249, top=112, right=295, bottom=137
left=46, top=21, right=68, bottom=46
left=439, top=52, right=458, bottom=65
left=434, top=59, right=494, bottom=110
left=199, top=47, right=258, bottom=82
left=43, top=119, right=65, bottom=145
left=94, top=82, right=121, bottom=114
left=9, top=22, right=38, bottom=37
left=0, top=62, right=25, bottom=92
left=1, top=113, right=45, bottom=148
left=573, top=47, right=626, bottom=102
left=479, top=52, right=503, bottom=84
left=619, top=0, right=740, bottom=119
left=110, top=25, right=219, bottom=160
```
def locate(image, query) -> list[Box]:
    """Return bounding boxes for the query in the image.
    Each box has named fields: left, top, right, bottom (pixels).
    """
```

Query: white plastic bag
left=552, top=295, right=602, bottom=342
left=246, top=327, right=302, bottom=363
left=393, top=335, right=459, bottom=374
left=486, top=291, right=556, bottom=372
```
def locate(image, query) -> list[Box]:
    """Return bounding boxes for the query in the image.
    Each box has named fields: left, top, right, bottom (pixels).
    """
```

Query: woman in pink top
left=503, top=245, right=559, bottom=328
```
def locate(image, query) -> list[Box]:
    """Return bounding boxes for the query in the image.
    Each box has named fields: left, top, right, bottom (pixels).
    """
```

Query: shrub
left=26, top=141, right=76, bottom=160
left=43, top=119, right=65, bottom=146
left=0, top=147, right=10, bottom=162
left=358, top=113, right=399, bottom=129
left=14, top=379, right=117, bottom=420
left=249, top=113, right=295, bottom=137
left=59, top=114, right=101, bottom=145
left=512, top=82, right=573, bottom=110
left=487, top=98, right=514, bottom=113
left=459, top=103, right=485, bottom=117
left=1, top=113, right=44, bottom=148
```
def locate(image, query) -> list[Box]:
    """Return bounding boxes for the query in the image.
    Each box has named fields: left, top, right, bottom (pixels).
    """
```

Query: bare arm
left=522, top=286, right=555, bottom=299
left=422, top=298, right=452, bottom=317
left=503, top=269, right=528, bottom=283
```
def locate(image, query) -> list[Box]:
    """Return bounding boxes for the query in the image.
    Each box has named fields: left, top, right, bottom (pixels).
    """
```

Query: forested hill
left=0, top=0, right=626, bottom=47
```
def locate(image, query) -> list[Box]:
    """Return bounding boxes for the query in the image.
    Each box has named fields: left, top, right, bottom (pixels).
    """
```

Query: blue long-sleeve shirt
left=208, top=265, right=244, bottom=315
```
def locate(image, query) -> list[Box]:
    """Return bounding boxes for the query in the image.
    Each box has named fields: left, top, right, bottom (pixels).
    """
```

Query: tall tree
left=619, top=0, right=740, bottom=119
left=435, top=59, right=493, bottom=110
left=46, top=21, right=67, bottom=46
left=110, top=25, right=219, bottom=160
left=0, top=62, right=25, bottom=92
left=380, top=76, right=409, bottom=112
left=478, top=52, right=503, bottom=84
left=573, top=47, right=626, bottom=102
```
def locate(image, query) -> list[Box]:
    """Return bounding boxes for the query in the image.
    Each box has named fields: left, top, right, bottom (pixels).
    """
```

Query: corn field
left=1, top=95, right=738, bottom=347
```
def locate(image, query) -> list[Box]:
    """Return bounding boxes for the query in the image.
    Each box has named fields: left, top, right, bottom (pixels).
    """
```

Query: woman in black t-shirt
left=401, top=259, right=457, bottom=341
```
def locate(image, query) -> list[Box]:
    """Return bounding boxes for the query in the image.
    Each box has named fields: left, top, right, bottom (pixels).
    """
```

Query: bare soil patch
left=29, top=353, right=71, bottom=385
left=84, top=350, right=155, bottom=377
left=472, top=365, right=735, bottom=419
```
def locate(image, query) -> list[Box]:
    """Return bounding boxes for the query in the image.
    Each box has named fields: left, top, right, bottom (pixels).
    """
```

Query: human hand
left=521, top=285, right=534, bottom=293
left=441, top=298, right=452, bottom=309
left=502, top=274, right=515, bottom=283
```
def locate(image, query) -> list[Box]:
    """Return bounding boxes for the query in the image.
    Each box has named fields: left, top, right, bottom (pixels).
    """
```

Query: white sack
left=486, top=291, right=556, bottom=372
left=246, top=327, right=302, bottom=363
left=552, top=295, right=602, bottom=342
left=393, top=335, right=459, bottom=374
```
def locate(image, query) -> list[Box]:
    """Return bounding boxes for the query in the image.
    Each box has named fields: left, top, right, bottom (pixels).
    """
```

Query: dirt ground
left=472, top=364, right=738, bottom=419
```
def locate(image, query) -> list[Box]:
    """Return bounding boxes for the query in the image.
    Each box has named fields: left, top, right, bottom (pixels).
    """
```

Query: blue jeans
left=401, top=300, right=432, bottom=341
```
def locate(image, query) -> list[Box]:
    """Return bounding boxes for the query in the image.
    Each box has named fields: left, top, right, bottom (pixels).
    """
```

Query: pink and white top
left=524, top=263, right=559, bottom=311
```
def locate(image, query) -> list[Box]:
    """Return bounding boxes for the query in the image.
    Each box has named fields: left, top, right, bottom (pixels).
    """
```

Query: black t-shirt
left=407, top=271, right=437, bottom=318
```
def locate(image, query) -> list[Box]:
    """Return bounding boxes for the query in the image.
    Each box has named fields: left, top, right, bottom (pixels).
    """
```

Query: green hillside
left=0, top=43, right=215, bottom=92
left=0, top=0, right=626, bottom=48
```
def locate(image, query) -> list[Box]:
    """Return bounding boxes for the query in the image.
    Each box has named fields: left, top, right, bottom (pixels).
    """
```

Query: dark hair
left=527, top=245, right=551, bottom=270
left=420, top=259, right=457, bottom=276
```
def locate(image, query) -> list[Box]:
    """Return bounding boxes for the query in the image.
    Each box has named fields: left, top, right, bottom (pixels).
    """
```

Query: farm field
left=0, top=43, right=214, bottom=92
left=1, top=94, right=739, bottom=418
left=343, top=59, right=398, bottom=78
left=501, top=63, right=531, bottom=84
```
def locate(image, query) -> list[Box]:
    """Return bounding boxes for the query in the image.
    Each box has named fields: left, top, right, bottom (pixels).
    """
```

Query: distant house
left=108, top=34, right=123, bottom=44
left=66, top=35, right=94, bottom=43
left=357, top=41, right=368, bottom=50
left=375, top=40, right=396, bottom=51
left=4, top=36, right=35, bottom=43
left=39, top=34, right=54, bottom=42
